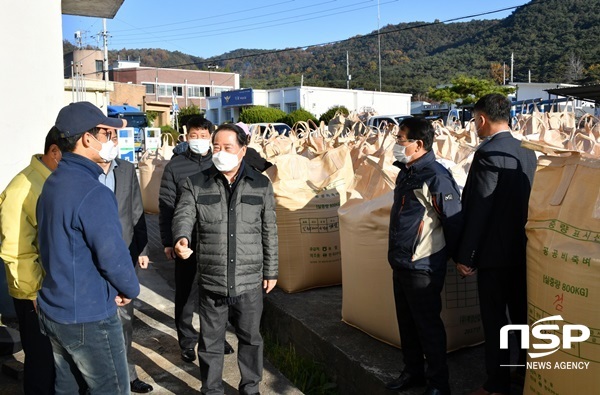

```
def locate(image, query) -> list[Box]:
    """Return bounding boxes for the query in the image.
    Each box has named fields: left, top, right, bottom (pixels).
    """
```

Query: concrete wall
left=295, top=86, right=412, bottom=117
left=205, top=86, right=412, bottom=125
left=111, top=82, right=146, bottom=110
left=64, top=49, right=104, bottom=79
left=0, top=0, right=64, bottom=191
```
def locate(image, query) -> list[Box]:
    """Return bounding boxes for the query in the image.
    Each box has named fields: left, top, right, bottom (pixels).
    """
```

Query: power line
left=109, top=0, right=386, bottom=45
left=110, top=0, right=295, bottom=33
left=113, top=0, right=337, bottom=37
left=109, top=3, right=531, bottom=72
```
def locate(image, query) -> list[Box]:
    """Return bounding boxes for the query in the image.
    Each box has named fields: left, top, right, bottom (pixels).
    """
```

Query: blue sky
left=62, top=0, right=531, bottom=58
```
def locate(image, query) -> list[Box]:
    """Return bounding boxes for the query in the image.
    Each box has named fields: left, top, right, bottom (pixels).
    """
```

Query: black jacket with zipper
left=388, top=150, right=463, bottom=273
left=171, top=162, right=278, bottom=297
left=159, top=148, right=213, bottom=247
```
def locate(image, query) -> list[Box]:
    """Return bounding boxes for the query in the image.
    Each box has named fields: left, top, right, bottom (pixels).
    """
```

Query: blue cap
left=55, top=101, right=126, bottom=138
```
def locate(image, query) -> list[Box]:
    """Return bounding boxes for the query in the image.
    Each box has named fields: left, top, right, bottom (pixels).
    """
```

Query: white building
left=206, top=86, right=412, bottom=124
left=509, top=82, right=594, bottom=113
left=510, top=82, right=577, bottom=102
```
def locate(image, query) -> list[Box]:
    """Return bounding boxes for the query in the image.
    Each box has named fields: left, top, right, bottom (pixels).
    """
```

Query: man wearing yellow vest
left=0, top=127, right=62, bottom=395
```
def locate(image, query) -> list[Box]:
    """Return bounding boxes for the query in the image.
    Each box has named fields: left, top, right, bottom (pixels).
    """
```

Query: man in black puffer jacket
left=159, top=116, right=233, bottom=361
left=173, top=123, right=278, bottom=395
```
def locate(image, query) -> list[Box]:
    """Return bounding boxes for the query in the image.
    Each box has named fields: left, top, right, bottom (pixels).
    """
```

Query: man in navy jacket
left=37, top=102, right=140, bottom=395
left=455, top=94, right=536, bottom=395
left=386, top=118, right=462, bottom=395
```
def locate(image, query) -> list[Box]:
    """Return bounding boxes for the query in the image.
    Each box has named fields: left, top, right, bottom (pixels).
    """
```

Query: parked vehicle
left=366, top=114, right=413, bottom=129
left=107, top=105, right=148, bottom=152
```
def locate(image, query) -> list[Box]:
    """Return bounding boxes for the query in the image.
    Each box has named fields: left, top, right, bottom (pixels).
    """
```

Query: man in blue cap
left=36, top=101, right=140, bottom=395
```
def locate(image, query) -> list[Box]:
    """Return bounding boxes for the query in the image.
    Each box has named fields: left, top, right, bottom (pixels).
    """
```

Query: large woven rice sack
left=138, top=152, right=167, bottom=214
left=340, top=152, right=484, bottom=351
left=523, top=153, right=600, bottom=395
left=265, top=145, right=354, bottom=293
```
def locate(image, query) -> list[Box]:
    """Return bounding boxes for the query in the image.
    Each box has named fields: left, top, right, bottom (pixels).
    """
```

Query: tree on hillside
left=490, top=62, right=510, bottom=85
left=429, top=76, right=515, bottom=105
left=578, top=64, right=600, bottom=85
left=564, top=53, right=585, bottom=83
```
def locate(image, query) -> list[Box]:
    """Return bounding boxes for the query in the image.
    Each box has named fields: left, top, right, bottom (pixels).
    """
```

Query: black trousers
left=13, top=298, right=56, bottom=395
left=198, top=286, right=263, bottom=395
left=393, top=269, right=450, bottom=393
left=174, top=255, right=199, bottom=350
left=478, top=266, right=527, bottom=394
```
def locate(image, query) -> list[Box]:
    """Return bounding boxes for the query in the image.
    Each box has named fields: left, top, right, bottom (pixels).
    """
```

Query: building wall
left=0, top=0, right=64, bottom=190
left=206, top=86, right=412, bottom=125
left=112, top=67, right=239, bottom=110
left=64, top=49, right=104, bottom=80
left=111, top=82, right=146, bottom=110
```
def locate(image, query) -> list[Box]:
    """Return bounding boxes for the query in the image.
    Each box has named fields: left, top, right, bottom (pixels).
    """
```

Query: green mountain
left=65, top=0, right=600, bottom=96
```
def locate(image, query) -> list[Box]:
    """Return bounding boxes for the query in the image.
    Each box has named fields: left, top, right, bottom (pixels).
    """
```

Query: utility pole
left=511, top=52, right=514, bottom=83
left=102, top=19, right=109, bottom=108
left=503, top=62, right=506, bottom=85
left=377, top=0, right=382, bottom=91
left=346, top=51, right=351, bottom=89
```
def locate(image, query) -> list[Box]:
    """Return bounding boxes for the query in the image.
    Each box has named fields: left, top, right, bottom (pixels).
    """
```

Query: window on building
left=269, top=103, right=281, bottom=110
left=285, top=102, right=298, bottom=113
left=212, top=87, right=227, bottom=95
left=95, top=60, right=103, bottom=73
left=187, top=86, right=208, bottom=98
left=158, top=84, right=184, bottom=97
left=143, top=83, right=155, bottom=94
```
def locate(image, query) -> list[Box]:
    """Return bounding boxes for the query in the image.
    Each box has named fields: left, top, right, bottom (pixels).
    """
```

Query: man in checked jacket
left=386, top=118, right=462, bottom=395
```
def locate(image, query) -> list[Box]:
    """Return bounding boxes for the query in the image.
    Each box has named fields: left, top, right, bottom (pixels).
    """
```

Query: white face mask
left=188, top=138, right=211, bottom=155
left=212, top=150, right=241, bottom=172
left=393, top=142, right=415, bottom=164
left=92, top=135, right=118, bottom=162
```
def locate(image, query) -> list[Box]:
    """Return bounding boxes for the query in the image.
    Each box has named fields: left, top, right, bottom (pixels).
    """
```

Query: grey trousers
left=198, top=286, right=263, bottom=395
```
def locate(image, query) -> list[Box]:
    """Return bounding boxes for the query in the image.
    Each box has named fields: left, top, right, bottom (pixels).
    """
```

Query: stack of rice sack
left=263, top=123, right=354, bottom=293
left=518, top=110, right=600, bottom=395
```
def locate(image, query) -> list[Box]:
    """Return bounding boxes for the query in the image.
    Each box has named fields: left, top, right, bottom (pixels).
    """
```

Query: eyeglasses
left=396, top=137, right=415, bottom=144
left=97, top=130, right=116, bottom=141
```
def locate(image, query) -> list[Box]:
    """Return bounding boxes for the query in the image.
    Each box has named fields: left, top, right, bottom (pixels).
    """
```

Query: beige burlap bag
left=524, top=153, right=600, bottom=394
left=265, top=143, right=354, bottom=293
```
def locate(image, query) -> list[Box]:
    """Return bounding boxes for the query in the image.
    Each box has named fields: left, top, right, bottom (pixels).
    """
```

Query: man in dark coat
left=99, top=152, right=153, bottom=393
left=455, top=94, right=537, bottom=395
left=173, top=123, right=278, bottom=395
left=159, top=116, right=234, bottom=361
left=386, top=118, right=462, bottom=395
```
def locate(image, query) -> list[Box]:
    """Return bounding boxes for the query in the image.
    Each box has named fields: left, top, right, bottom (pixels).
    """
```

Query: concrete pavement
left=1, top=212, right=524, bottom=395
left=0, top=213, right=302, bottom=395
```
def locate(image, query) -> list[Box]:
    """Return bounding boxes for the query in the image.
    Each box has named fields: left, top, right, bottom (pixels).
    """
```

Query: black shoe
left=181, top=348, right=196, bottom=363
left=385, top=371, right=426, bottom=391
left=131, top=379, right=153, bottom=393
left=224, top=340, right=235, bottom=355
left=422, top=387, right=450, bottom=395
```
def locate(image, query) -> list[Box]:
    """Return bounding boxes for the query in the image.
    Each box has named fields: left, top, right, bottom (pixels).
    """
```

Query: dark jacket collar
left=183, top=148, right=213, bottom=163
left=61, top=152, right=103, bottom=177
left=394, top=149, right=437, bottom=173
left=208, top=160, right=256, bottom=182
